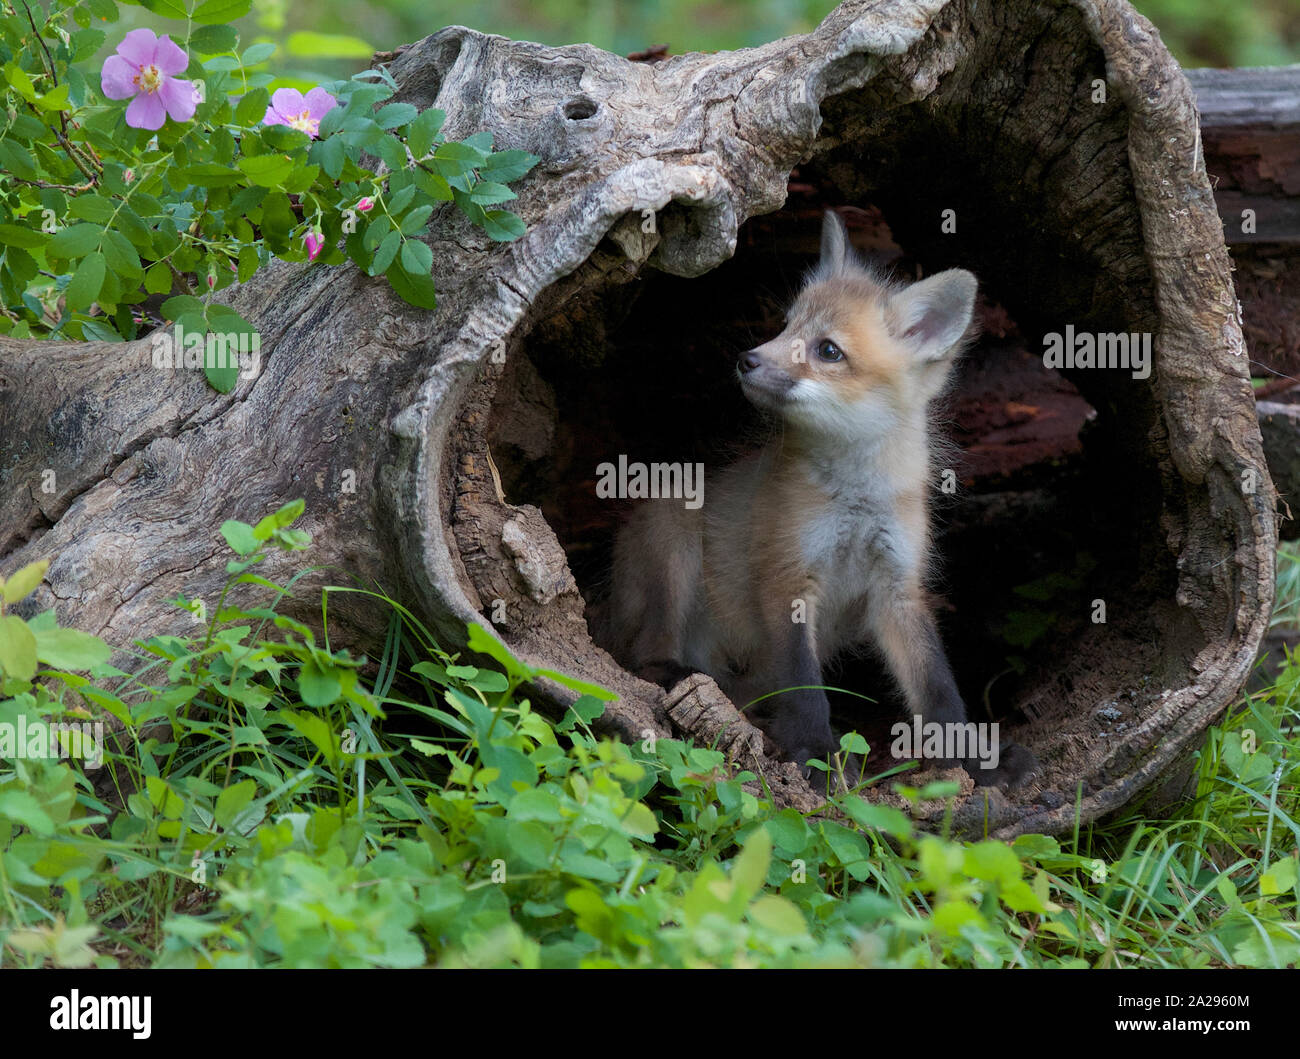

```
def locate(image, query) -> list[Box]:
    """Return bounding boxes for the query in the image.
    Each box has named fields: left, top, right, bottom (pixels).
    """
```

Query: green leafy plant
left=1, top=0, right=537, bottom=390
left=1, top=506, right=1296, bottom=967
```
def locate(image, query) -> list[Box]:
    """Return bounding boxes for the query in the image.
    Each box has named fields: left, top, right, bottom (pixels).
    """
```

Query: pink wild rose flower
left=263, top=88, right=338, bottom=139
left=101, top=29, right=196, bottom=131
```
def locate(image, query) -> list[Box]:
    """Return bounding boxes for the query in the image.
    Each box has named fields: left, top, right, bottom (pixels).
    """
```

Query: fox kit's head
left=738, top=210, right=977, bottom=441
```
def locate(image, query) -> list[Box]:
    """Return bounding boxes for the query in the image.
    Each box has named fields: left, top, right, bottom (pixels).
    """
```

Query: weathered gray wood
left=0, top=0, right=1278, bottom=836
left=1191, top=64, right=1300, bottom=127
left=1185, top=66, right=1300, bottom=413
left=1187, top=65, right=1300, bottom=245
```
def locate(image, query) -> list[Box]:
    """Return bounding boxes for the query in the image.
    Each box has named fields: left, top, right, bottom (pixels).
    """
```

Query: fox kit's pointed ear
left=817, top=209, right=849, bottom=279
left=888, top=269, right=978, bottom=362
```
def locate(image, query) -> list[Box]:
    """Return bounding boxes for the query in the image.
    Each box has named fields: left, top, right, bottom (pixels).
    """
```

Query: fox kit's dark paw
left=636, top=659, right=698, bottom=690
left=792, top=754, right=824, bottom=782
left=798, top=760, right=853, bottom=793
left=967, top=743, right=1039, bottom=789
left=766, top=731, right=837, bottom=787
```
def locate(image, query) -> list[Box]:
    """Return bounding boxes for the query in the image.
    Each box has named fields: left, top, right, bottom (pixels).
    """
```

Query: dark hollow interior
left=487, top=176, right=1188, bottom=769
left=460, top=3, right=1221, bottom=791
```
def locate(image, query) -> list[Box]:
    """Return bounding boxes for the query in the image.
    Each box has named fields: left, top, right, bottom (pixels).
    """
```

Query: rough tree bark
left=0, top=0, right=1280, bottom=837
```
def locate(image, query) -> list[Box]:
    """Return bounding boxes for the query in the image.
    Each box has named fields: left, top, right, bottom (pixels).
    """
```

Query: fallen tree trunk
left=0, top=0, right=1279, bottom=837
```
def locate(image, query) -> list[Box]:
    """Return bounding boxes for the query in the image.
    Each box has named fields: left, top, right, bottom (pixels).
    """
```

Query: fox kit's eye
left=817, top=339, right=844, bottom=362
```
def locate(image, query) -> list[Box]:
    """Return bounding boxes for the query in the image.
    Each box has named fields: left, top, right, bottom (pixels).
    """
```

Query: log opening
left=432, top=2, right=1274, bottom=836
left=474, top=205, right=1178, bottom=803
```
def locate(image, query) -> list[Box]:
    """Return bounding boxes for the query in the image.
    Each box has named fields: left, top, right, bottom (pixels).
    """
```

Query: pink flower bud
left=356, top=197, right=374, bottom=212
left=304, top=231, right=324, bottom=261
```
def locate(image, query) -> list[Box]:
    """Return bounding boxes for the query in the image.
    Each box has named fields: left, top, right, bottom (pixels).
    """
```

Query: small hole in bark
left=564, top=98, right=598, bottom=120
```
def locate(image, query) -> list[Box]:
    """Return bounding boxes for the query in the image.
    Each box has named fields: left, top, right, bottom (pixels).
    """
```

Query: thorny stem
left=18, top=2, right=100, bottom=182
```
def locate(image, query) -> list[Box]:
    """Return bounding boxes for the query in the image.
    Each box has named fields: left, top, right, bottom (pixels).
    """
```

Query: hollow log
left=0, top=0, right=1279, bottom=837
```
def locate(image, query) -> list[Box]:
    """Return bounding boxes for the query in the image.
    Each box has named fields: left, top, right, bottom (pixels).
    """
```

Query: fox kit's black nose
left=738, top=351, right=762, bottom=373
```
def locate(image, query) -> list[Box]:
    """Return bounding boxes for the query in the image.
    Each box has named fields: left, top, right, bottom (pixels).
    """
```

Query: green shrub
left=0, top=502, right=1296, bottom=967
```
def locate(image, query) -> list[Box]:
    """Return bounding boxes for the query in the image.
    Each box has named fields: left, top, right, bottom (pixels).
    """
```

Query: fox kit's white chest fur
left=605, top=209, right=993, bottom=777
left=795, top=447, right=926, bottom=655
left=797, top=433, right=928, bottom=576
left=695, top=424, right=931, bottom=673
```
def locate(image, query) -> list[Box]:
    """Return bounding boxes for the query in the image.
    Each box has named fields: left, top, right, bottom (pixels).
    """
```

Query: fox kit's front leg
left=868, top=589, right=1036, bottom=786
left=868, top=590, right=966, bottom=734
left=747, top=604, right=837, bottom=772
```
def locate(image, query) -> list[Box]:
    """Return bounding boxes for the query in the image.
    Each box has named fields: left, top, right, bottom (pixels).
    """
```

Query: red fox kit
left=607, top=210, right=1034, bottom=786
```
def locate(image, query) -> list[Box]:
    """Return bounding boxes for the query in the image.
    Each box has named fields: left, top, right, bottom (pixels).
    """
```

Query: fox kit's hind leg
left=609, top=502, right=702, bottom=689
left=867, top=591, right=1037, bottom=787
left=625, top=560, right=696, bottom=689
